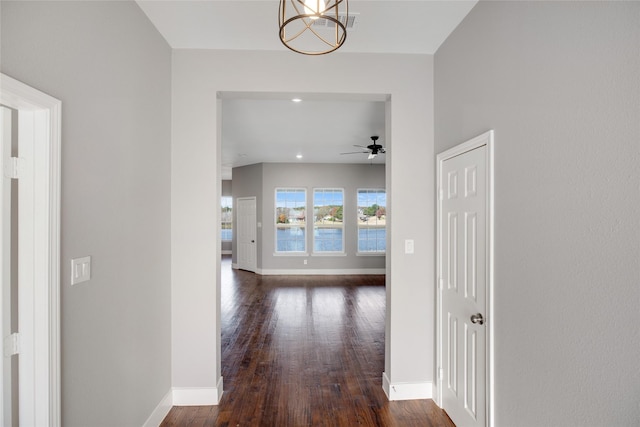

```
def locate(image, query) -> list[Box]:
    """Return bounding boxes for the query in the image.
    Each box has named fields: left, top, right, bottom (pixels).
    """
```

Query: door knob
left=470, top=313, right=484, bottom=325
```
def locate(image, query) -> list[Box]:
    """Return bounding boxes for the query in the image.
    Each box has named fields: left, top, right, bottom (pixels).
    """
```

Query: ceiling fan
left=341, top=136, right=386, bottom=160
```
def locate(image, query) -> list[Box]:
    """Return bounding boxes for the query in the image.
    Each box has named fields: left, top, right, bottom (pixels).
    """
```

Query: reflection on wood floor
left=160, top=255, right=454, bottom=427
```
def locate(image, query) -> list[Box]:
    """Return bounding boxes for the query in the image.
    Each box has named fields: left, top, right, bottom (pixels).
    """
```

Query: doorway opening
left=218, top=91, right=391, bottom=401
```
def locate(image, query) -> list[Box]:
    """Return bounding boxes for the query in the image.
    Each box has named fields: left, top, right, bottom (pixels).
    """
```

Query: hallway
left=161, top=256, right=453, bottom=426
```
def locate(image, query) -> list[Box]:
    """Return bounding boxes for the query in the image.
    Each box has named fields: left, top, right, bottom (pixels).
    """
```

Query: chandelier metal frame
left=278, top=0, right=349, bottom=55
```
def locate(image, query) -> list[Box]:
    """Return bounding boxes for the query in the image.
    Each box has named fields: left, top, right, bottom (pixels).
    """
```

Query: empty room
left=1, top=1, right=638, bottom=426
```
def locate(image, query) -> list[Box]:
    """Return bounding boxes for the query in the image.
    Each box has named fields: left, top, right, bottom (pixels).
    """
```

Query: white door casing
left=1, top=105, right=14, bottom=427
left=0, top=73, right=61, bottom=427
left=237, top=197, right=257, bottom=272
left=436, top=131, right=494, bottom=427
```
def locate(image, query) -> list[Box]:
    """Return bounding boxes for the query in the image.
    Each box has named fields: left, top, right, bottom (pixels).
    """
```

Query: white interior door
left=237, top=197, right=257, bottom=272
left=438, top=132, right=493, bottom=427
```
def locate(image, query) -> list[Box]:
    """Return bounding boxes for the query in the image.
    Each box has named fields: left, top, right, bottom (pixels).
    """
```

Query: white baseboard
left=216, top=376, right=224, bottom=402
left=143, top=379, right=225, bottom=426
left=172, top=377, right=223, bottom=406
left=142, top=389, right=173, bottom=427
left=382, top=372, right=433, bottom=401
left=256, top=268, right=386, bottom=275
left=221, top=250, right=232, bottom=255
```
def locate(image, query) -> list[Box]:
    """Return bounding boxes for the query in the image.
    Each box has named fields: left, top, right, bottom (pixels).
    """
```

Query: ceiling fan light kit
left=279, top=0, right=348, bottom=55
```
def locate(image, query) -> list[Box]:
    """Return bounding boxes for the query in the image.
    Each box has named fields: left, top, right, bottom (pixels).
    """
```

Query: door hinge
left=438, top=367, right=444, bottom=380
left=4, top=157, right=23, bottom=179
left=438, top=277, right=444, bottom=290
left=3, top=333, right=19, bottom=357
left=438, top=188, right=444, bottom=201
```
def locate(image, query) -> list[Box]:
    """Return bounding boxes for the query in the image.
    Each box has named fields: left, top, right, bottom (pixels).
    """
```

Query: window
left=221, top=196, right=232, bottom=241
left=275, top=188, right=306, bottom=253
left=313, top=188, right=344, bottom=253
left=357, top=189, right=386, bottom=253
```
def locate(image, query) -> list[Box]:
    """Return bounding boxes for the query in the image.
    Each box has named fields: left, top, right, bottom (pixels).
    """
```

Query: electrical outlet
left=303, top=259, right=308, bottom=265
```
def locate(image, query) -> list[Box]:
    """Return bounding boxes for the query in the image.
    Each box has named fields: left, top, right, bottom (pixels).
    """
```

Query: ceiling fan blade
left=353, top=145, right=369, bottom=149
left=341, top=151, right=370, bottom=155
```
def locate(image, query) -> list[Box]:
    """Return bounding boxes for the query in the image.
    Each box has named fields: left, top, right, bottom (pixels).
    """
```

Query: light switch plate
left=405, top=239, right=414, bottom=254
left=71, top=256, right=91, bottom=285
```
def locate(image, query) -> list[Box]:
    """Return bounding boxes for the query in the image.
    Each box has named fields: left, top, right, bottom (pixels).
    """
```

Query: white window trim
left=356, top=188, right=387, bottom=255
left=274, top=187, right=307, bottom=254
left=312, top=187, right=345, bottom=255
left=273, top=252, right=309, bottom=257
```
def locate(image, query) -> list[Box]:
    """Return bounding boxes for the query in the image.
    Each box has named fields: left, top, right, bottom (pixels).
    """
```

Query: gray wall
left=1, top=2, right=172, bottom=426
left=435, top=1, right=640, bottom=426
left=221, top=180, right=232, bottom=196
left=231, top=163, right=263, bottom=266
left=232, top=162, right=386, bottom=272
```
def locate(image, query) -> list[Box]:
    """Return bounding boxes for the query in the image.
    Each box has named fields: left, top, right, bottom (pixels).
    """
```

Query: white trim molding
left=143, top=378, right=224, bottom=426
left=0, top=73, right=61, bottom=427
left=172, top=377, right=223, bottom=406
left=382, top=372, right=432, bottom=401
left=257, top=268, right=386, bottom=276
left=142, top=390, right=173, bottom=427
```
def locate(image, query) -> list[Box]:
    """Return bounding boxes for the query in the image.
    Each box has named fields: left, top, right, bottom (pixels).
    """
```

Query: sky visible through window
left=357, top=190, right=387, bottom=209
left=276, top=188, right=306, bottom=208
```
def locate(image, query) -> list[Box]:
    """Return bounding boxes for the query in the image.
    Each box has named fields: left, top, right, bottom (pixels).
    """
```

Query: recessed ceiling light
left=292, top=98, right=302, bottom=103
left=296, top=154, right=303, bottom=159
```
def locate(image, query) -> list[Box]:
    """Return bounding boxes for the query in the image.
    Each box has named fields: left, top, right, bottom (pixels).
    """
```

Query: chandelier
left=278, top=0, right=348, bottom=55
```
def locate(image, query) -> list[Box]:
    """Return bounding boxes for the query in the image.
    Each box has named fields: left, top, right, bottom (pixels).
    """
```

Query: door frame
left=235, top=196, right=257, bottom=272
left=435, top=130, right=494, bottom=427
left=0, top=73, right=61, bottom=426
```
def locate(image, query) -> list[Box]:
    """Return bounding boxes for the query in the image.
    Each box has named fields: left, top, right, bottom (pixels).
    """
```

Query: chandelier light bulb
left=304, top=0, right=326, bottom=19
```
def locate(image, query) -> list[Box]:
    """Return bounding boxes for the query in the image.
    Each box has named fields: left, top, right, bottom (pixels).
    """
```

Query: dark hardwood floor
left=160, top=256, right=454, bottom=427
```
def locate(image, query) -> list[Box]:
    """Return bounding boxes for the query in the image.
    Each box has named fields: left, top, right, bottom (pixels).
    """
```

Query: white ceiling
left=221, top=94, right=387, bottom=174
left=136, top=0, right=476, bottom=54
left=136, top=0, right=477, bottom=178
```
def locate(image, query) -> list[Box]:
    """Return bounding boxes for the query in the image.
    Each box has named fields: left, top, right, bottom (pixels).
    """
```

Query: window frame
left=312, top=187, right=345, bottom=255
left=356, top=188, right=387, bottom=255
left=274, top=187, right=308, bottom=255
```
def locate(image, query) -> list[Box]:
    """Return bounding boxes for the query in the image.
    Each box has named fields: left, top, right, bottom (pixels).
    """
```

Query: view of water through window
left=275, top=228, right=387, bottom=252
left=274, top=188, right=386, bottom=254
